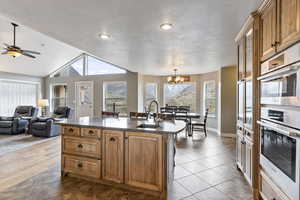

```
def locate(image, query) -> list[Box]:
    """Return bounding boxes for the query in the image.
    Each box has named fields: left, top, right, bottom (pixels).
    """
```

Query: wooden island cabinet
left=58, top=117, right=185, bottom=199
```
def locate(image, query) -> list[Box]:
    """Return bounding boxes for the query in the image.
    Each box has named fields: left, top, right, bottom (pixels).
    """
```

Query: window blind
left=0, top=80, right=38, bottom=116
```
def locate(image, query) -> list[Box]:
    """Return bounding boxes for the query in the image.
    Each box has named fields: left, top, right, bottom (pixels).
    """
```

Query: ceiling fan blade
left=22, top=52, right=36, bottom=58
left=3, top=43, right=10, bottom=47
left=22, top=50, right=41, bottom=55
left=1, top=51, right=8, bottom=55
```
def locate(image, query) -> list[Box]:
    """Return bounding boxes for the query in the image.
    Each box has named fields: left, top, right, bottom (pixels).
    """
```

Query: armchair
left=0, top=106, right=38, bottom=135
left=30, top=107, right=71, bottom=137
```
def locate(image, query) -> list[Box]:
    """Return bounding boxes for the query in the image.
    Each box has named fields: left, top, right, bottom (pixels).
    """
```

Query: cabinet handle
left=77, top=144, right=83, bottom=148
left=110, top=137, right=116, bottom=142
left=77, top=163, right=83, bottom=168
left=88, top=130, right=94, bottom=135
left=69, top=128, right=74, bottom=132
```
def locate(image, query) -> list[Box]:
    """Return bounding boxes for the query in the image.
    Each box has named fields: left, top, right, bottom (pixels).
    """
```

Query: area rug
left=0, top=134, right=54, bottom=157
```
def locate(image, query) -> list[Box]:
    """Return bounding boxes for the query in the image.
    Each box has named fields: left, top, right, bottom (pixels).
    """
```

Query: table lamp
left=38, top=99, right=49, bottom=117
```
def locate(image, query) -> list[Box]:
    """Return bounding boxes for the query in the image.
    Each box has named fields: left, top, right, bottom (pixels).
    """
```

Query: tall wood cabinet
left=235, top=12, right=260, bottom=198
left=260, top=0, right=300, bottom=61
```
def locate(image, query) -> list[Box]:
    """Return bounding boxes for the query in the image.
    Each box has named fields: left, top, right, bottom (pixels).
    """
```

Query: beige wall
left=219, top=66, right=237, bottom=136
left=44, top=67, right=236, bottom=135
left=44, top=71, right=139, bottom=117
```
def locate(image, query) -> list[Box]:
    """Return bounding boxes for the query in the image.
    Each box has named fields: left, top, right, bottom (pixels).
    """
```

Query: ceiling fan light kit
left=1, top=22, right=41, bottom=59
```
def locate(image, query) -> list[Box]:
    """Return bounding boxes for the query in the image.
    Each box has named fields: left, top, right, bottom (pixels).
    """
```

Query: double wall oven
left=258, top=44, right=300, bottom=200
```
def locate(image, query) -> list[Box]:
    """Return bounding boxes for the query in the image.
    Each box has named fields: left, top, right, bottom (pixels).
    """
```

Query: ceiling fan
left=1, top=23, right=41, bottom=58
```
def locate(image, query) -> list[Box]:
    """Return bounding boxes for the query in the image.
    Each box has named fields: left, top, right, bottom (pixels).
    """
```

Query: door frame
left=75, top=81, right=94, bottom=118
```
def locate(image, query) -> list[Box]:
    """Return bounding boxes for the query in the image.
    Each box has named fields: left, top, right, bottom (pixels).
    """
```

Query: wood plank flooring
left=0, top=132, right=252, bottom=200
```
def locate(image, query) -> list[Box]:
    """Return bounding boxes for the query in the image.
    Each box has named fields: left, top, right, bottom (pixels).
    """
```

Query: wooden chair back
left=157, top=113, right=175, bottom=120
left=102, top=111, right=119, bottom=118
left=129, top=112, right=148, bottom=120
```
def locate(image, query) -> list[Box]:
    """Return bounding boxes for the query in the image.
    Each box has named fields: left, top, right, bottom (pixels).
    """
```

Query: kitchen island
left=57, top=117, right=186, bottom=199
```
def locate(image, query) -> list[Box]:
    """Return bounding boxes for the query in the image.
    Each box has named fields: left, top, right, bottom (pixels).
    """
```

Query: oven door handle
left=257, top=65, right=300, bottom=81
left=257, top=120, right=300, bottom=137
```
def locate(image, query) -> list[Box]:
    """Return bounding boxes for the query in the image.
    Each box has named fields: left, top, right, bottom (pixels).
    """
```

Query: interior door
left=75, top=81, right=94, bottom=118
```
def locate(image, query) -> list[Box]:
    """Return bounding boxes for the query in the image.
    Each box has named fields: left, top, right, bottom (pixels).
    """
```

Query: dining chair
left=129, top=112, right=148, bottom=120
left=157, top=113, right=175, bottom=120
left=102, top=111, right=119, bottom=118
left=175, top=111, right=189, bottom=138
left=191, top=109, right=209, bottom=137
left=178, top=106, right=190, bottom=112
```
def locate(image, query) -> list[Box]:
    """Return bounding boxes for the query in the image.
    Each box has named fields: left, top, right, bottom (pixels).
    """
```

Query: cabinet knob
left=77, top=163, right=83, bottom=168
left=77, top=144, right=83, bottom=148
left=69, top=128, right=74, bottom=132
left=110, top=137, right=116, bottom=142
left=271, top=43, right=276, bottom=47
left=88, top=130, right=94, bottom=135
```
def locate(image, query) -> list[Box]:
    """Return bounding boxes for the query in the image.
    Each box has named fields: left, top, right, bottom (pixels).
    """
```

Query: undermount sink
left=137, top=123, right=160, bottom=129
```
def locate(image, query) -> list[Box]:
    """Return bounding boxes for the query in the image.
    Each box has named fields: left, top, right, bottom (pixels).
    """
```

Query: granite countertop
left=56, top=117, right=186, bottom=134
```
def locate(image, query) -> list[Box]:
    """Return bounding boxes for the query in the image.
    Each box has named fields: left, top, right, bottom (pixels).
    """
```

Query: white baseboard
left=221, top=133, right=236, bottom=138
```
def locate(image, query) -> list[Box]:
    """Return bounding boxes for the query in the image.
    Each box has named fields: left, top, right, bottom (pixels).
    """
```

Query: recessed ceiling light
left=99, top=33, right=111, bottom=40
left=160, top=23, right=173, bottom=30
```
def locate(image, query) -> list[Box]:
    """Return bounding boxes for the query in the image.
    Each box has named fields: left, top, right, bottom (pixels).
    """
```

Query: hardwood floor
left=0, top=132, right=252, bottom=200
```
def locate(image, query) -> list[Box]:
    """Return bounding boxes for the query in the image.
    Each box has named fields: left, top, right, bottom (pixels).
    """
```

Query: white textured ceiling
left=0, top=0, right=262, bottom=76
left=0, top=16, right=81, bottom=77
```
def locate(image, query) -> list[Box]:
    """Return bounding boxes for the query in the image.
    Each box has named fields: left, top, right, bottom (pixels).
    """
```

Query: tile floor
left=170, top=132, right=253, bottom=200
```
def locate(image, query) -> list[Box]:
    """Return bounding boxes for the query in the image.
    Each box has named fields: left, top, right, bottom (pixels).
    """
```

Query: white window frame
left=203, top=80, right=216, bottom=117
left=103, top=81, right=128, bottom=115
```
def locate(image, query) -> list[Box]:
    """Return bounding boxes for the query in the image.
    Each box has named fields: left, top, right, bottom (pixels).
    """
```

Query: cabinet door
left=237, top=82, right=245, bottom=123
left=261, top=0, right=277, bottom=61
left=236, top=132, right=243, bottom=169
left=245, top=28, right=253, bottom=78
left=102, top=130, right=124, bottom=183
left=277, top=0, right=300, bottom=51
left=125, top=132, right=163, bottom=192
left=237, top=38, right=245, bottom=80
left=245, top=138, right=253, bottom=184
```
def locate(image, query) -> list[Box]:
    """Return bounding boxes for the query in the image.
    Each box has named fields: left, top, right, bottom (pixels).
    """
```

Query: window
left=87, top=55, right=126, bottom=75
left=52, top=54, right=126, bottom=77
left=203, top=81, right=216, bottom=117
left=0, top=80, right=38, bottom=116
left=145, top=83, right=158, bottom=112
left=51, top=84, right=67, bottom=111
left=103, top=82, right=127, bottom=115
left=54, top=57, right=84, bottom=77
left=164, top=83, right=196, bottom=112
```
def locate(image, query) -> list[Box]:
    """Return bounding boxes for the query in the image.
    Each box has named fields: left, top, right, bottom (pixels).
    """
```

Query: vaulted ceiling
left=0, top=0, right=262, bottom=76
left=0, top=15, right=81, bottom=77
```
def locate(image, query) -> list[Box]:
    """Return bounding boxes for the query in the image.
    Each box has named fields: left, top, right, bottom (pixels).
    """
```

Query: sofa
left=30, top=107, right=71, bottom=137
left=0, top=106, right=38, bottom=135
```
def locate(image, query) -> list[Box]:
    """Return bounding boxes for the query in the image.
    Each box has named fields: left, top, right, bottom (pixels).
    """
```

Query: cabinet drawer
left=260, top=171, right=279, bottom=200
left=63, top=136, right=101, bottom=158
left=62, top=126, right=80, bottom=136
left=63, top=154, right=101, bottom=179
left=81, top=128, right=101, bottom=139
